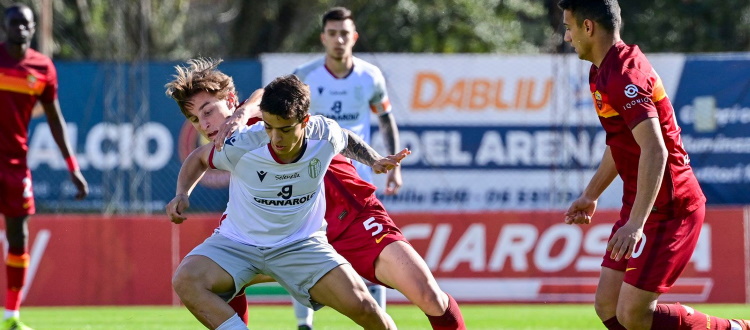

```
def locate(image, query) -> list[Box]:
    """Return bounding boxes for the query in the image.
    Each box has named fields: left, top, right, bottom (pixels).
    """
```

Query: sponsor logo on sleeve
left=624, top=84, right=639, bottom=98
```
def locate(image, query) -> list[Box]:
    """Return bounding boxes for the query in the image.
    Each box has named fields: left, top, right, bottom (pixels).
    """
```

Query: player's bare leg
left=308, top=264, right=395, bottom=329
left=594, top=267, right=625, bottom=328
left=172, top=255, right=241, bottom=329
left=615, top=283, right=659, bottom=330
left=374, top=241, right=465, bottom=329
left=375, top=241, right=446, bottom=315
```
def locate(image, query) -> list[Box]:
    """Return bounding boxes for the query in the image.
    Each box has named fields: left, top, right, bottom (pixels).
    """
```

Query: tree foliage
left=1, top=0, right=749, bottom=60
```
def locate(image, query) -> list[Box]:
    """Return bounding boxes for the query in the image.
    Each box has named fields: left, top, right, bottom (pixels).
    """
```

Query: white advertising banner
left=261, top=53, right=686, bottom=211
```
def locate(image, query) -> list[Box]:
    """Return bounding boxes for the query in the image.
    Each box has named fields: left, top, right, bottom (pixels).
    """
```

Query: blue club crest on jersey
left=225, top=137, right=236, bottom=146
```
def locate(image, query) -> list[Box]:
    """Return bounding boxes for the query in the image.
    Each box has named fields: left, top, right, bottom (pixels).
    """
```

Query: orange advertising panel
left=0, top=209, right=746, bottom=306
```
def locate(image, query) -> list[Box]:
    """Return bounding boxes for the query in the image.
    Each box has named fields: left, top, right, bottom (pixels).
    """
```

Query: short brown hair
left=164, top=58, right=236, bottom=119
left=558, top=0, right=621, bottom=34
left=259, top=75, right=310, bottom=123
left=321, top=7, right=353, bottom=30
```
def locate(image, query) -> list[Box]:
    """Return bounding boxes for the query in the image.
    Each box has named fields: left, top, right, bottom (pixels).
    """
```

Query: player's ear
left=353, top=31, right=359, bottom=43
left=226, top=92, right=237, bottom=110
left=301, top=114, right=310, bottom=127
left=584, top=19, right=593, bottom=35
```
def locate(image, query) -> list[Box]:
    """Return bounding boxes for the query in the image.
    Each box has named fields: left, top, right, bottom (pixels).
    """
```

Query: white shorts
left=186, top=232, right=349, bottom=310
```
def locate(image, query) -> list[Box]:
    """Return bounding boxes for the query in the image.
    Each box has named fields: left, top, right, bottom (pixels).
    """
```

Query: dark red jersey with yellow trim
left=589, top=41, right=704, bottom=219
left=0, top=44, right=57, bottom=165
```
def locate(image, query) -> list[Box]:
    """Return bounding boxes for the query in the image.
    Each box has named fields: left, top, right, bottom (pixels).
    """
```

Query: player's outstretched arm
left=378, top=113, right=403, bottom=195
left=214, top=88, right=264, bottom=151
left=166, top=144, right=213, bottom=224
left=341, top=128, right=410, bottom=174
left=42, top=100, right=88, bottom=199
left=564, top=146, right=617, bottom=225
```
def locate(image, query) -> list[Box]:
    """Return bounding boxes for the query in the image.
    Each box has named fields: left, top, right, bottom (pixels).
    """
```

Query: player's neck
left=591, top=34, right=620, bottom=68
left=3, top=42, right=28, bottom=60
left=325, top=56, right=354, bottom=78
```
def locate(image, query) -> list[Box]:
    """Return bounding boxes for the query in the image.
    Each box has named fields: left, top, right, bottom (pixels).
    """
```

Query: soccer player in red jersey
left=165, top=58, right=466, bottom=330
left=559, top=1, right=749, bottom=330
left=0, top=4, right=88, bottom=330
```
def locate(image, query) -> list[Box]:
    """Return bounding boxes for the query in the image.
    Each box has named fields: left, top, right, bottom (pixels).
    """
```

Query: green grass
left=18, top=304, right=749, bottom=329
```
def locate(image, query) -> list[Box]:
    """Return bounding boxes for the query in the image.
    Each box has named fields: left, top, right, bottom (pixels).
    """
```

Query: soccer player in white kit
left=291, top=7, right=401, bottom=328
left=166, top=69, right=402, bottom=330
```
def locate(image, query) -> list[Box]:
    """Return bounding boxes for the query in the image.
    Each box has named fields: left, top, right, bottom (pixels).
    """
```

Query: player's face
left=186, top=91, right=234, bottom=141
left=320, top=19, right=358, bottom=61
left=262, top=113, right=309, bottom=159
left=562, top=10, right=591, bottom=61
left=4, top=8, right=35, bottom=45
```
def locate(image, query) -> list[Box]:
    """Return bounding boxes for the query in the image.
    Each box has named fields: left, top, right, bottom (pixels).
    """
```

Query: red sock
left=228, top=293, right=249, bottom=325
left=652, top=303, right=731, bottom=330
left=603, top=316, right=626, bottom=330
left=5, top=253, right=29, bottom=311
left=426, top=294, right=466, bottom=330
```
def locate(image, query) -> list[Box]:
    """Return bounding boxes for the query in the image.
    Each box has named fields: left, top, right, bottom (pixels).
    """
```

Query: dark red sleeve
left=607, top=70, right=658, bottom=129
left=40, top=59, right=57, bottom=103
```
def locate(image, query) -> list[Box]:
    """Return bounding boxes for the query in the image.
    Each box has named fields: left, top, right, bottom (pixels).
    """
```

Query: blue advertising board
left=673, top=54, right=750, bottom=205
left=28, top=60, right=263, bottom=213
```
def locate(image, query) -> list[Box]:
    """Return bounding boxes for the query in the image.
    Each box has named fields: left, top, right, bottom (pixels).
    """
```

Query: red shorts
left=329, top=198, right=407, bottom=288
left=602, top=203, right=705, bottom=293
left=0, top=165, right=35, bottom=217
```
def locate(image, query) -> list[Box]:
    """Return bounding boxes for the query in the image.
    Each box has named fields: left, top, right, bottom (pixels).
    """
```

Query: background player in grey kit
left=291, top=7, right=402, bottom=328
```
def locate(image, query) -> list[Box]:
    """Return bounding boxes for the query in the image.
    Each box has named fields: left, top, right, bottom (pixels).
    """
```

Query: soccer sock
left=227, top=293, right=249, bottom=325
left=215, top=313, right=245, bottom=330
left=292, top=298, right=313, bottom=326
left=426, top=293, right=466, bottom=330
left=368, top=284, right=387, bottom=309
left=651, top=303, right=731, bottom=330
left=602, top=316, right=626, bottom=330
left=4, top=252, right=29, bottom=315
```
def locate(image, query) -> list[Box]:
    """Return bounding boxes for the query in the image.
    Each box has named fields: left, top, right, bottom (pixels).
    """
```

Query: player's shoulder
left=224, top=124, right=268, bottom=151
left=24, top=48, right=53, bottom=65
left=305, top=115, right=341, bottom=140
left=607, top=42, right=653, bottom=80
left=293, top=57, right=326, bottom=81
left=352, top=56, right=384, bottom=78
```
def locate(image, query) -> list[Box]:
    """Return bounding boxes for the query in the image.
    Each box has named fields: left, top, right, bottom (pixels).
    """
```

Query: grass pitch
left=20, top=303, right=749, bottom=329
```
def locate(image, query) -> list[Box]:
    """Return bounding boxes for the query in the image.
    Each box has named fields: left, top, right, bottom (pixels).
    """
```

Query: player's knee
left=410, top=288, right=446, bottom=315
left=346, top=297, right=383, bottom=324
left=593, top=298, right=617, bottom=320
left=171, top=267, right=203, bottom=296
left=616, top=304, right=650, bottom=330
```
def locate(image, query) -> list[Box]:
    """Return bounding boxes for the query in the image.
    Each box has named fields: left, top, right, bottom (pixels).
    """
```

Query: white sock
left=216, top=314, right=247, bottom=330
left=292, top=298, right=313, bottom=326
left=3, top=310, right=19, bottom=320
left=730, top=320, right=743, bottom=330
left=368, top=284, right=387, bottom=310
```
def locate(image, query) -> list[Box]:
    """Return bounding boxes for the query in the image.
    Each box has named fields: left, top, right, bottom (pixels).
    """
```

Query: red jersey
left=0, top=44, right=58, bottom=166
left=244, top=117, right=378, bottom=240
left=323, top=154, right=378, bottom=241
left=589, top=41, right=705, bottom=219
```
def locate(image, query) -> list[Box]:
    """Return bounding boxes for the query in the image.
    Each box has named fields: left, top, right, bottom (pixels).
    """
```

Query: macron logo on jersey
left=317, top=86, right=324, bottom=95
left=257, top=171, right=267, bottom=182
left=225, top=137, right=236, bottom=146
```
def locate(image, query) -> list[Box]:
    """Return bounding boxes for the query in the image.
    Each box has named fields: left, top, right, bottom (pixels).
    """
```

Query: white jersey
left=209, top=115, right=347, bottom=247
left=293, top=56, right=391, bottom=183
